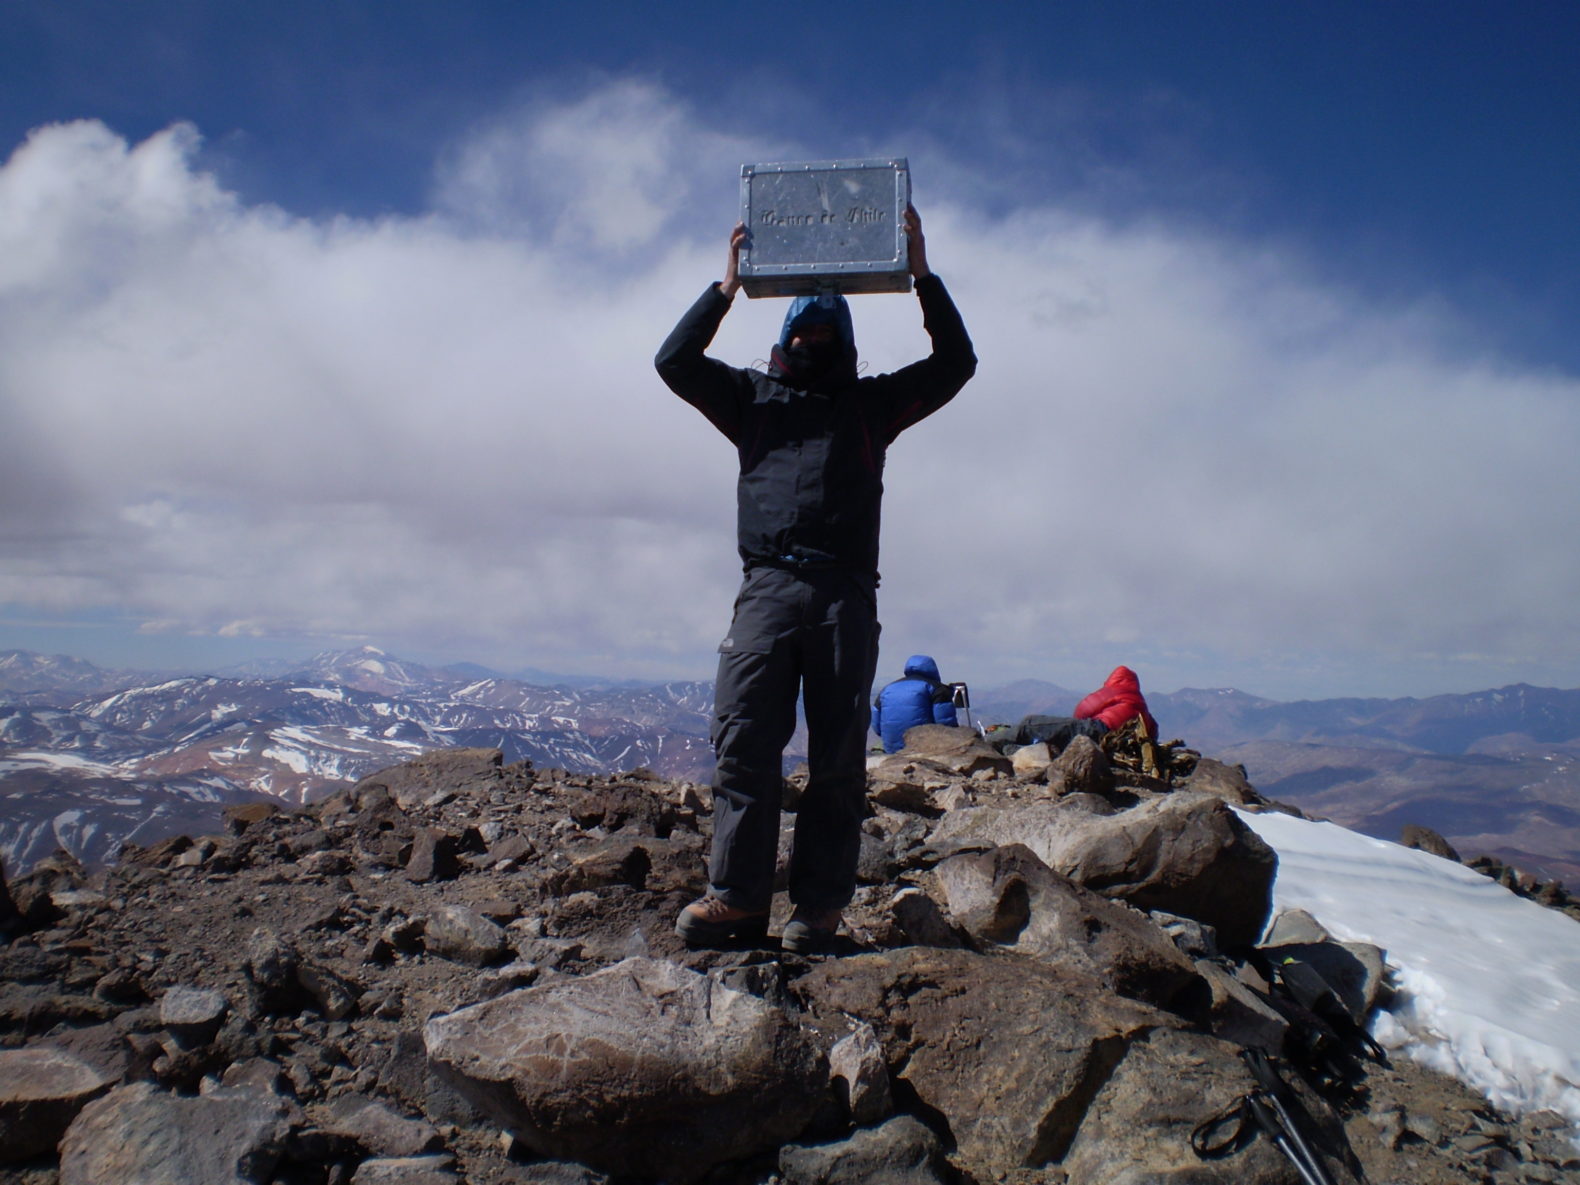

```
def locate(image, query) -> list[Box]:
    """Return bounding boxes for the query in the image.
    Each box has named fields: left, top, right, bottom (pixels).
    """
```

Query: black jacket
left=654, top=274, right=976, bottom=574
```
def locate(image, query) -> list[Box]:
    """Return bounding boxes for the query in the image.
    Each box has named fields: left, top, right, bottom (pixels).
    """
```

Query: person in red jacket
left=1074, top=665, right=1158, bottom=737
left=991, top=665, right=1158, bottom=752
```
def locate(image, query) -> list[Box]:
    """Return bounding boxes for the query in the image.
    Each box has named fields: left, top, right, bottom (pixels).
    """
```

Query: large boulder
left=404, top=828, right=461, bottom=883
left=0, top=1046, right=117, bottom=1163
left=795, top=948, right=1175, bottom=1175
left=927, top=844, right=1200, bottom=1009
left=58, top=1083, right=297, bottom=1184
left=932, top=792, right=1277, bottom=948
left=423, top=957, right=826, bottom=1181
left=929, top=795, right=1095, bottom=862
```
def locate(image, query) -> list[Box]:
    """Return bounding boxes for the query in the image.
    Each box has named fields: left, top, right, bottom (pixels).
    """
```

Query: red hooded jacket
left=1074, top=666, right=1157, bottom=736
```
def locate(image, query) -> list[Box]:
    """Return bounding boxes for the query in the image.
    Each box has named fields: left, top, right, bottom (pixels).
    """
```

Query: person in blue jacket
left=871, top=655, right=959, bottom=753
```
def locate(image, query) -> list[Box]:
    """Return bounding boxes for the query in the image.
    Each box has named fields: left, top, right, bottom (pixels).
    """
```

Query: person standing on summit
left=655, top=205, right=976, bottom=952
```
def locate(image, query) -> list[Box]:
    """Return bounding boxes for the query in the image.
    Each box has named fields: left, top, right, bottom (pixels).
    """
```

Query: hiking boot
left=674, top=896, right=770, bottom=948
left=781, top=906, right=843, bottom=955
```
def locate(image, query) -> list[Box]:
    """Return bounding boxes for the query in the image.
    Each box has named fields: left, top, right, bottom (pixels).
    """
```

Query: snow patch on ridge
left=0, top=751, right=117, bottom=775
left=291, top=686, right=346, bottom=702
left=1236, top=808, right=1580, bottom=1134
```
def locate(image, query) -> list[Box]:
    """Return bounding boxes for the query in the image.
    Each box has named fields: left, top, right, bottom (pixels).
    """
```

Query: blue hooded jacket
left=871, top=654, right=958, bottom=753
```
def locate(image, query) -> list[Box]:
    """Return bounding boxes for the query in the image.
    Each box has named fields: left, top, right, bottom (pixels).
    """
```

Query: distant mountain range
left=1, top=647, right=716, bottom=872
left=5, top=646, right=1580, bottom=883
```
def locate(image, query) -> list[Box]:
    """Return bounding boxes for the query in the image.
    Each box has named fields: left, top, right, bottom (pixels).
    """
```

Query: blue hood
left=771, top=292, right=858, bottom=385
left=777, top=292, right=855, bottom=352
left=902, top=654, right=942, bottom=682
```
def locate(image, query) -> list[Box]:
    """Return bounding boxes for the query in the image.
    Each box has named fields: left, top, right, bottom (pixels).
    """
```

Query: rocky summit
left=1, top=733, right=1576, bottom=1184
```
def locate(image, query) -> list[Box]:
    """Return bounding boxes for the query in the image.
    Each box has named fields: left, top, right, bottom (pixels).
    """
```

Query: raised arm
left=719, top=221, right=748, bottom=300
left=654, top=223, right=752, bottom=442
left=872, top=205, right=977, bottom=441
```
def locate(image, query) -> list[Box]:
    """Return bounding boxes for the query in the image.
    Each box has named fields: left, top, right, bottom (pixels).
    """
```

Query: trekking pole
left=1241, top=1051, right=1339, bottom=1185
left=1191, top=1089, right=1336, bottom=1185
left=1243, top=1093, right=1334, bottom=1185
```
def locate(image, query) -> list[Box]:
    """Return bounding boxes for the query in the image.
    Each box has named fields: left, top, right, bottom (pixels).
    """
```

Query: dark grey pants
left=707, top=566, right=880, bottom=912
left=993, top=714, right=1108, bottom=753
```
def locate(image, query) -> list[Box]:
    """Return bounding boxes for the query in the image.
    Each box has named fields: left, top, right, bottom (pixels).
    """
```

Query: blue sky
left=3, top=1, right=1579, bottom=699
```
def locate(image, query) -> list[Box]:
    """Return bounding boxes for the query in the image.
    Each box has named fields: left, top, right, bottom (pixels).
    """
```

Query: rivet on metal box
left=737, top=158, right=912, bottom=298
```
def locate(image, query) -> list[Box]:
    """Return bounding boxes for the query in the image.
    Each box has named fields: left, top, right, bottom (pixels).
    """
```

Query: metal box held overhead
left=737, top=158, right=912, bottom=298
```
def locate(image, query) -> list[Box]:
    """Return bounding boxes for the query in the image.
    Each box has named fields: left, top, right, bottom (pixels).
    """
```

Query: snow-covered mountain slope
left=0, top=650, right=719, bottom=872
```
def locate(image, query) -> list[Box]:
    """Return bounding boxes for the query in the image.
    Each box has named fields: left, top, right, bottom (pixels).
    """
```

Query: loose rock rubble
left=1, top=739, right=1575, bottom=1184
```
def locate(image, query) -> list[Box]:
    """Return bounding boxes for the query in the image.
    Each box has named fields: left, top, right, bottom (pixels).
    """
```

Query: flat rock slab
left=795, top=947, right=1175, bottom=1175
left=423, top=956, right=826, bottom=1182
left=888, top=725, right=1012, bottom=776
left=59, top=1082, right=297, bottom=1184
left=0, top=1046, right=117, bottom=1163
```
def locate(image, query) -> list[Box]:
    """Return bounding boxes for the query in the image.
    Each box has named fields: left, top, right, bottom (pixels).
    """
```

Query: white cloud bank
left=3, top=81, right=1578, bottom=697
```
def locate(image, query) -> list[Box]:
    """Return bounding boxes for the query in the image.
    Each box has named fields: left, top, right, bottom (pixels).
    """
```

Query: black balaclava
left=770, top=292, right=857, bottom=386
